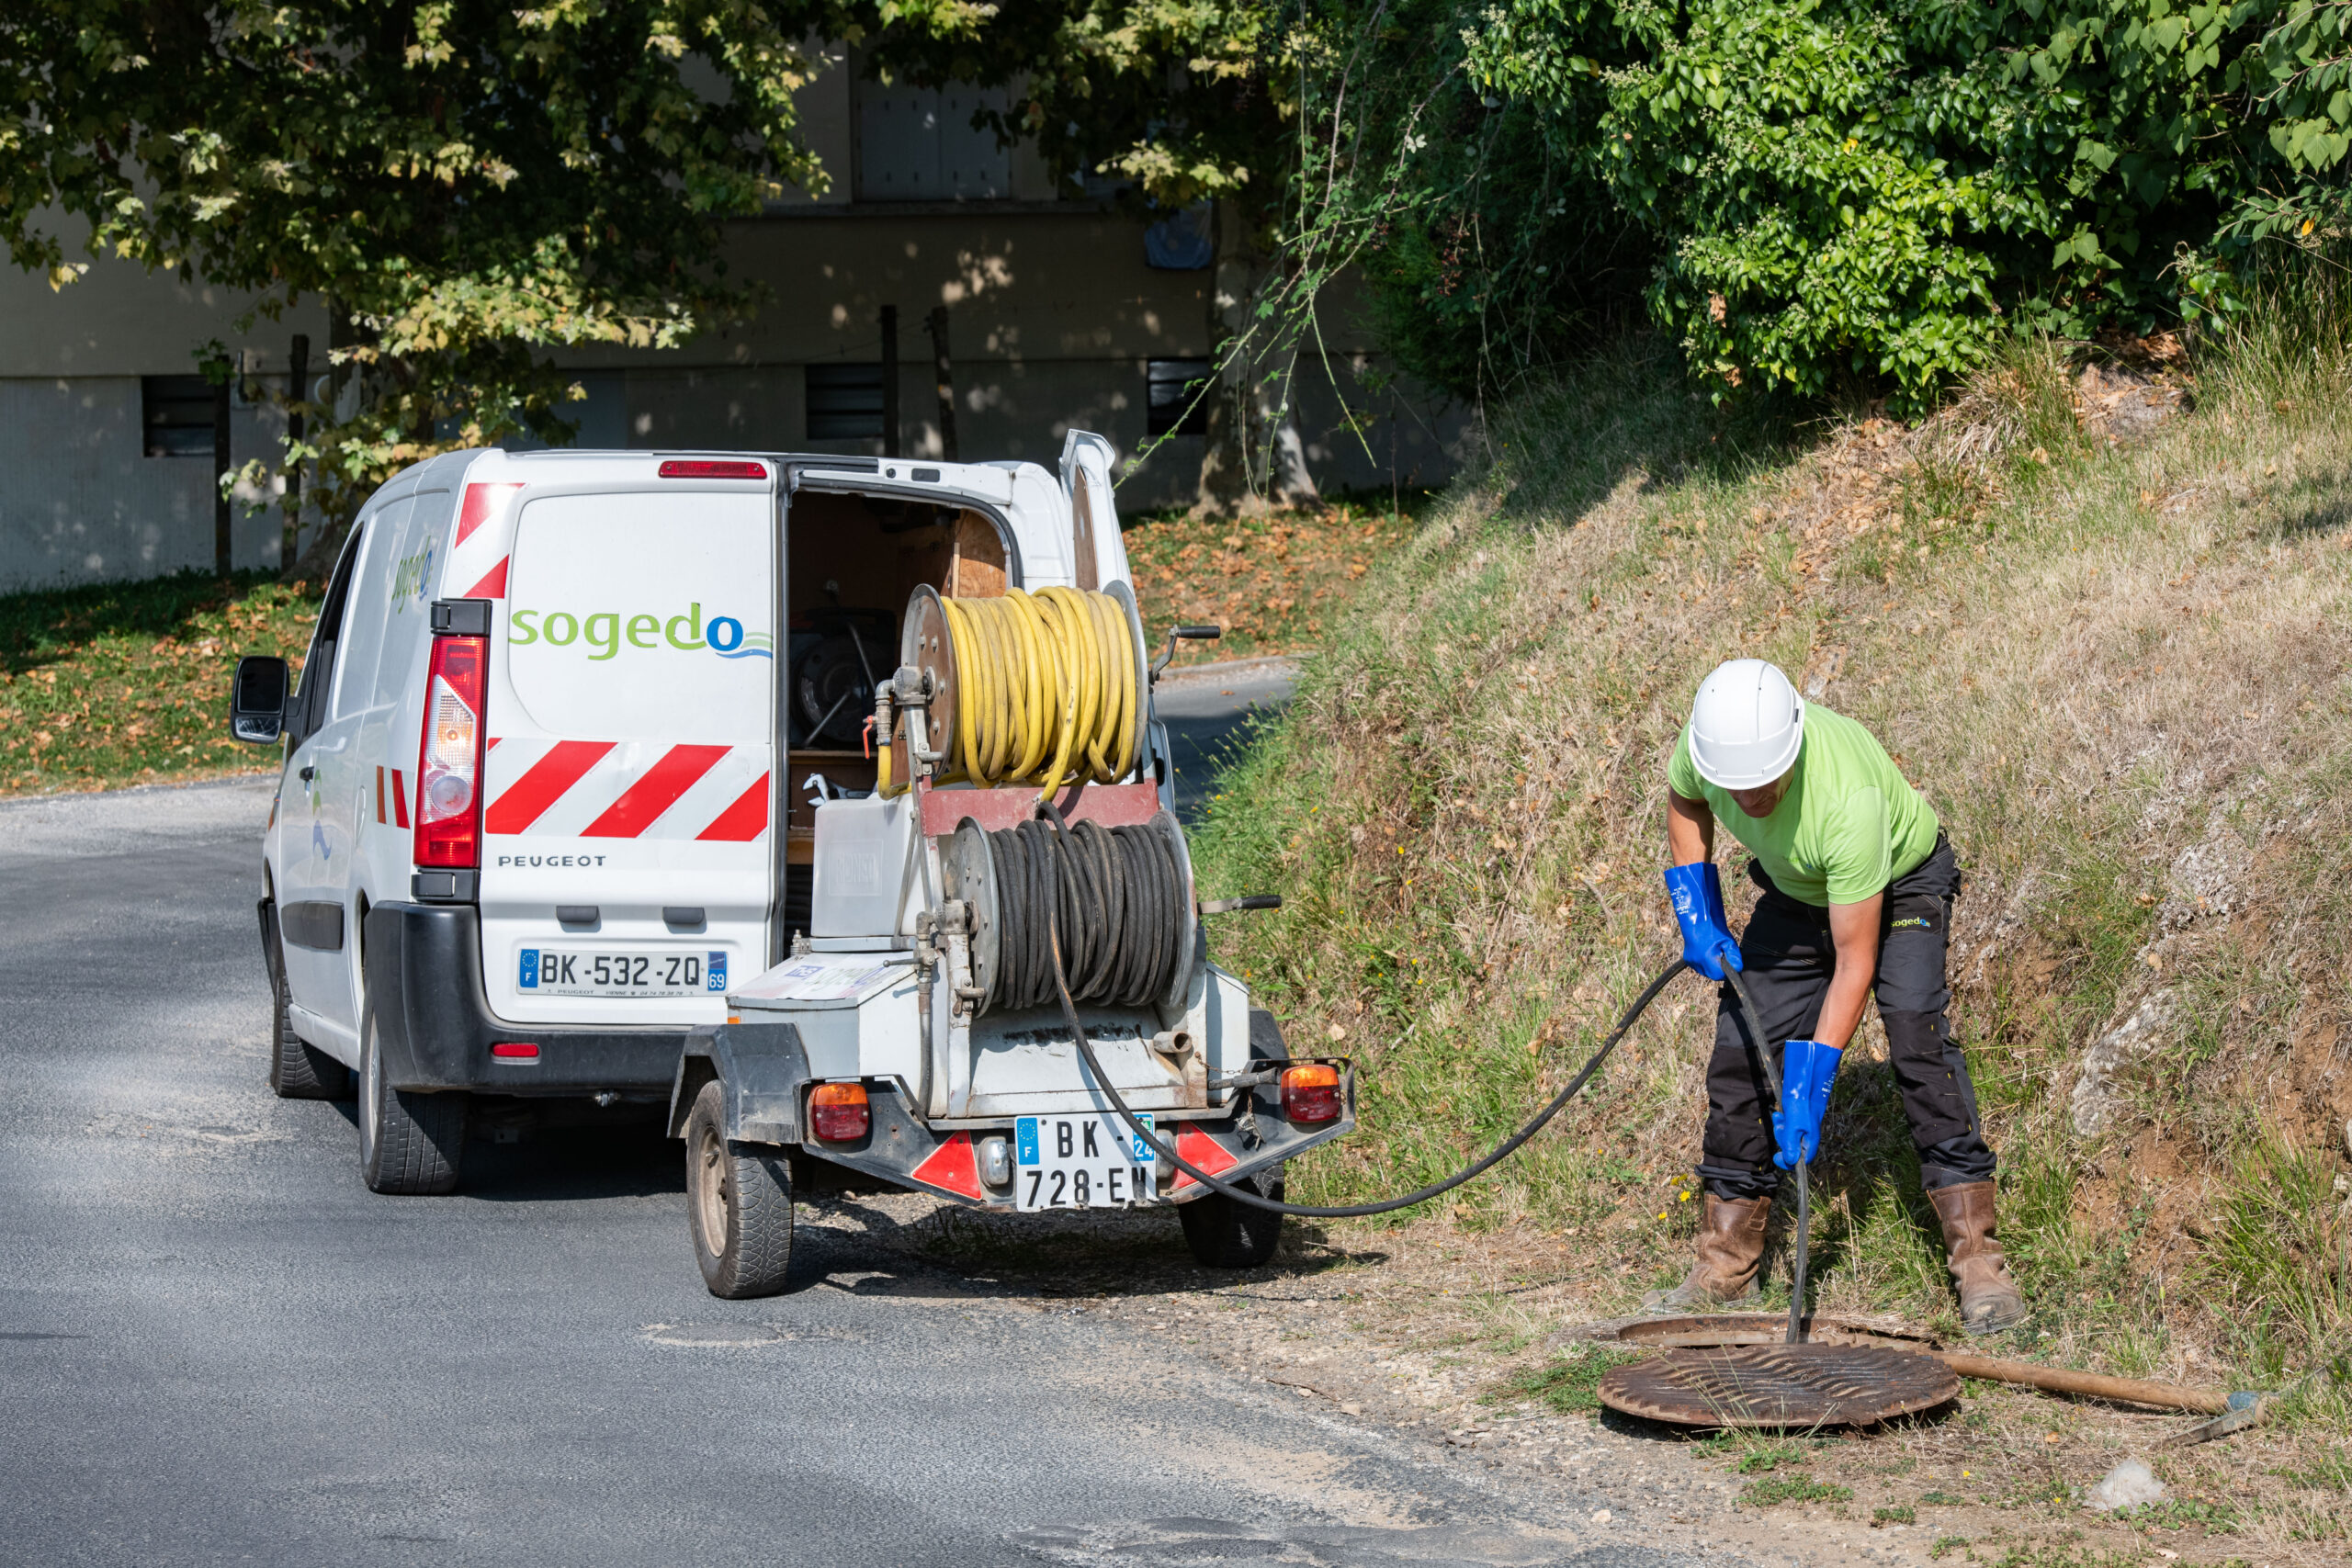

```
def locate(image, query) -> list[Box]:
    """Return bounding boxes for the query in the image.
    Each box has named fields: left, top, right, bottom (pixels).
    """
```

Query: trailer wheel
left=685, top=1079, right=795, bottom=1299
left=266, top=926, right=352, bottom=1100
left=357, top=998, right=467, bottom=1195
left=1178, top=1167, right=1286, bottom=1269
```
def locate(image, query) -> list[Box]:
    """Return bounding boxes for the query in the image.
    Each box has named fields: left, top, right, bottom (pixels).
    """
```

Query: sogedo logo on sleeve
left=508, top=602, right=774, bottom=662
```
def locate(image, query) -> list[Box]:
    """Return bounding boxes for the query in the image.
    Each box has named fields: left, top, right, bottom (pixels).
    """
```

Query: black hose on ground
left=1035, top=801, right=1696, bottom=1220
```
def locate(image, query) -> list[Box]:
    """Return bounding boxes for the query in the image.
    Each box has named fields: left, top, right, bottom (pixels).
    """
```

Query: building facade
left=0, top=53, right=1463, bottom=592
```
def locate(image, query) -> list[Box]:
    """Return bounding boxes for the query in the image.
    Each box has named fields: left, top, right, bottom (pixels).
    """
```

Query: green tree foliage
left=858, top=0, right=1288, bottom=210
left=0, top=0, right=981, bottom=529
left=1465, top=0, right=2275, bottom=406
left=2233, top=0, right=2352, bottom=237
left=1365, top=0, right=2352, bottom=408
left=1338, top=3, right=1650, bottom=401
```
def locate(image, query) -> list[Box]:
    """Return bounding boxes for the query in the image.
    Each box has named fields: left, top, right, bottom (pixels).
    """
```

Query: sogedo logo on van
left=509, top=602, right=774, bottom=661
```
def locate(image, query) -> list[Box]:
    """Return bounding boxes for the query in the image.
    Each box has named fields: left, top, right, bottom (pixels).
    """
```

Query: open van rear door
left=1059, top=432, right=1132, bottom=592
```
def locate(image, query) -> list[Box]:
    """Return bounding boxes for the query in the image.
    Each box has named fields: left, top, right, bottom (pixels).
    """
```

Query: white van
left=230, top=439, right=1352, bottom=1273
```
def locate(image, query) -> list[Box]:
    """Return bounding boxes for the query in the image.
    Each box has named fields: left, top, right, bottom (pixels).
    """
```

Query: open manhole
left=1599, top=1316, right=1958, bottom=1428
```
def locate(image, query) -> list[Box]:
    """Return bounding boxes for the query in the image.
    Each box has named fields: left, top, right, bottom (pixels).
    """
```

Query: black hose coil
left=985, top=817, right=1184, bottom=1011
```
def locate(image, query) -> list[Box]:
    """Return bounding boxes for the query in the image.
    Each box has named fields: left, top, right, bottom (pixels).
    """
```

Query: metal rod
left=925, top=306, right=958, bottom=462
left=879, top=306, right=900, bottom=458
left=1927, top=1352, right=2231, bottom=1415
left=1624, top=1318, right=2245, bottom=1419
left=1787, top=1159, right=1810, bottom=1345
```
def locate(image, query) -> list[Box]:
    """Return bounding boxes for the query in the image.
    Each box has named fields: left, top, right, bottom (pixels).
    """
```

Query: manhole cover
left=1599, top=1343, right=1960, bottom=1428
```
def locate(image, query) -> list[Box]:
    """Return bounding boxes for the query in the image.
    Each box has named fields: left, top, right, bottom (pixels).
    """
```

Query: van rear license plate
left=1014, top=1113, right=1157, bottom=1211
left=519, top=950, right=723, bottom=998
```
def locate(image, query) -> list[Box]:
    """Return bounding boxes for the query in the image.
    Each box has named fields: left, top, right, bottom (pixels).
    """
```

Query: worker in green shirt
left=1650, top=658, right=2025, bottom=1335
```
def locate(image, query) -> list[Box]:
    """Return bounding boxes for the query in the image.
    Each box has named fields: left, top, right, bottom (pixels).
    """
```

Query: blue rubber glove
left=1771, top=1038, right=1844, bottom=1169
left=1663, top=862, right=1744, bottom=981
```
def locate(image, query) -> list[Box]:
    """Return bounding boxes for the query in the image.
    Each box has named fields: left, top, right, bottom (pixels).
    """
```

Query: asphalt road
left=0, top=774, right=1715, bottom=1568
left=1153, top=658, right=1297, bottom=820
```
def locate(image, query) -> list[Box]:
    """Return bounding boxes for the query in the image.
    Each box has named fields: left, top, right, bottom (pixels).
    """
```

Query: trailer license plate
left=1014, top=1113, right=1157, bottom=1211
left=519, top=950, right=725, bottom=998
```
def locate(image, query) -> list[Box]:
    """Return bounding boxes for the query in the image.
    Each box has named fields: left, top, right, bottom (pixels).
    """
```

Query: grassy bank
left=0, top=570, right=319, bottom=795
left=1189, top=291, right=2352, bottom=1531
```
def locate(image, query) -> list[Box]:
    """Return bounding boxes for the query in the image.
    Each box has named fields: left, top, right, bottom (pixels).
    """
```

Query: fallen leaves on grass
left=1, top=570, right=316, bottom=795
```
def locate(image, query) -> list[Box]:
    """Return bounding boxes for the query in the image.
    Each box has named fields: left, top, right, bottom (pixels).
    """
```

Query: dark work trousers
left=1697, top=836, right=1997, bottom=1201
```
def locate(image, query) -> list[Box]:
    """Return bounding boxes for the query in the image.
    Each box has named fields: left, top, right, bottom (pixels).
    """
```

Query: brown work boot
left=1643, top=1194, right=1770, bottom=1313
left=1928, top=1180, right=2026, bottom=1335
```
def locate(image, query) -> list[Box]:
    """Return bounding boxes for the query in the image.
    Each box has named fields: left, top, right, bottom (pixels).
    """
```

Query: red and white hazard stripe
left=443, top=482, right=523, bottom=601
left=481, top=739, right=769, bottom=841
left=373, top=766, right=412, bottom=829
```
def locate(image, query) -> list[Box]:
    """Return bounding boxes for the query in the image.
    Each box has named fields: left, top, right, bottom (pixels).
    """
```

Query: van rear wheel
left=685, top=1079, right=795, bottom=1299
left=1178, top=1167, right=1286, bottom=1269
left=266, top=930, right=351, bottom=1100
left=357, top=998, right=468, bottom=1195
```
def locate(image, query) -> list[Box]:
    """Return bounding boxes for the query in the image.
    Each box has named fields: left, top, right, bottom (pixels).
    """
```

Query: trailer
left=662, top=436, right=1355, bottom=1297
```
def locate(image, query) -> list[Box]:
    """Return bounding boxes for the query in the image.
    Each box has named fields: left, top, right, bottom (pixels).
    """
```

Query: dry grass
left=1188, top=297, right=2352, bottom=1545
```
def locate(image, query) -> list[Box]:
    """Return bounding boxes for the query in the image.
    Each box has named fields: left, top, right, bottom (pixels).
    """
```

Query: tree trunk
left=1193, top=199, right=1259, bottom=515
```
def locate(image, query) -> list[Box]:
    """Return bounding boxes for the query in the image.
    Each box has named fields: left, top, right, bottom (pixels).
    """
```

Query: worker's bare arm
left=1667, top=790, right=1715, bottom=867
left=1816, top=892, right=1883, bottom=1050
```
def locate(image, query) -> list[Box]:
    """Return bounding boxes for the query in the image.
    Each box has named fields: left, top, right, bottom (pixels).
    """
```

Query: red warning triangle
left=1170, top=1124, right=1239, bottom=1193
left=909, top=1132, right=981, bottom=1200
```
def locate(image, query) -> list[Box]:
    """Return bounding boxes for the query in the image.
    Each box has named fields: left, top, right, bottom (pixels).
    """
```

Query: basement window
left=142, top=376, right=218, bottom=457
left=1146, top=360, right=1213, bottom=438
left=806, top=364, right=885, bottom=440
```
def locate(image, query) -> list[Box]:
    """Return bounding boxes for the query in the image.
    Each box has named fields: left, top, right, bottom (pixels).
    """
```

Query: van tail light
left=1280, top=1064, right=1342, bottom=1124
left=809, top=1081, right=870, bottom=1142
left=414, top=632, right=487, bottom=869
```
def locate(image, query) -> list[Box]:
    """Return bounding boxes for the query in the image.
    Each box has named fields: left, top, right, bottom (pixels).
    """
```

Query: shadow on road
left=380, top=1113, right=1386, bottom=1307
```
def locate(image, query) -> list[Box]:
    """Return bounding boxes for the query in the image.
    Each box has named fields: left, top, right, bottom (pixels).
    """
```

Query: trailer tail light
left=809, top=1081, right=870, bottom=1142
left=414, top=632, right=487, bottom=868
left=1280, top=1064, right=1342, bottom=1124
left=490, top=1042, right=539, bottom=1062
left=658, top=459, right=767, bottom=480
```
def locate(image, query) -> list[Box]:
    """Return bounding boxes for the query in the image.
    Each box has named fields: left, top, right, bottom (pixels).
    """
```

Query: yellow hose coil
left=933, top=588, right=1138, bottom=800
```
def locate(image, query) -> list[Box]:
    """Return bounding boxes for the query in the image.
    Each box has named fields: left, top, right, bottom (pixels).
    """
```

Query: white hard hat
left=1687, top=659, right=1804, bottom=789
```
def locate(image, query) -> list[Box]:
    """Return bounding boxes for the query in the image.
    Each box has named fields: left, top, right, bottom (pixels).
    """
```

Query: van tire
left=267, top=941, right=352, bottom=1100
left=358, top=998, right=467, bottom=1195
left=1178, top=1167, right=1286, bottom=1269
left=685, top=1079, right=794, bottom=1299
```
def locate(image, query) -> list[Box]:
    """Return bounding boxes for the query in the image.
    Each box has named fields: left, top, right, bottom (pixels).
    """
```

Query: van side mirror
left=230, top=655, right=290, bottom=744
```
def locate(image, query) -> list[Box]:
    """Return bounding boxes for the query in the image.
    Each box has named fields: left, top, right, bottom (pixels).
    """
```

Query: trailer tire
left=357, top=998, right=467, bottom=1195
left=1179, top=1167, right=1286, bottom=1269
left=685, top=1079, right=795, bottom=1299
left=267, top=938, right=351, bottom=1100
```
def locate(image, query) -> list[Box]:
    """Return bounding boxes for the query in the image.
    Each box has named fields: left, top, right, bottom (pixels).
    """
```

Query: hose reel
left=881, top=582, right=1149, bottom=797
left=940, top=810, right=1196, bottom=1016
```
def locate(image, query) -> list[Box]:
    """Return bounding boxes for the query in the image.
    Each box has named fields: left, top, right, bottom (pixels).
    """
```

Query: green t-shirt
left=1667, top=703, right=1939, bottom=906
